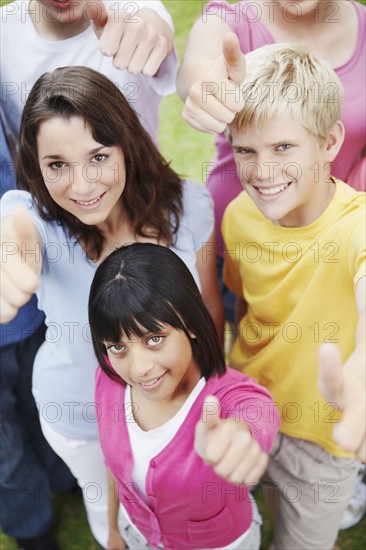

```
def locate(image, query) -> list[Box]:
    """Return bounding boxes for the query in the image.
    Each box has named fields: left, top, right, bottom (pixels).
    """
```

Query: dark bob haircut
left=16, top=66, right=182, bottom=261
left=89, top=243, right=226, bottom=382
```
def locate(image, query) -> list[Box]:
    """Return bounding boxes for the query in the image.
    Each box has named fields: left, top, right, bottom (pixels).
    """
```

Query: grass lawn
left=1, top=0, right=365, bottom=548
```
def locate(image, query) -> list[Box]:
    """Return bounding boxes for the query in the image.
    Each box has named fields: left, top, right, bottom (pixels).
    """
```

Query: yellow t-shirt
left=223, top=179, right=366, bottom=457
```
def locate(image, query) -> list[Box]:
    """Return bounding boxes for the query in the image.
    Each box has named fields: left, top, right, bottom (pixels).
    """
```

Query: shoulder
left=1, top=190, right=72, bottom=246
left=1, top=190, right=35, bottom=215
left=333, top=179, right=366, bottom=218
left=1, top=0, right=23, bottom=26
left=206, top=367, right=273, bottom=403
left=96, top=366, right=125, bottom=400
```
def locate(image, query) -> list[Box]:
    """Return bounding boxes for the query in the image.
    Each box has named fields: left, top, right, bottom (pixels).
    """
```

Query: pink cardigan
left=96, top=367, right=279, bottom=549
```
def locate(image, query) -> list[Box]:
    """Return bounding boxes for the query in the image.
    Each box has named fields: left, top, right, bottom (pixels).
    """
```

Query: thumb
left=201, top=395, right=221, bottom=429
left=85, top=0, right=108, bottom=38
left=12, top=208, right=40, bottom=273
left=195, top=396, right=221, bottom=458
left=223, top=32, right=246, bottom=84
left=318, top=343, right=344, bottom=407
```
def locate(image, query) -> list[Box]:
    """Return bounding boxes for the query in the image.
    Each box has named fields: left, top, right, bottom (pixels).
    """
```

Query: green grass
left=1, top=0, right=366, bottom=548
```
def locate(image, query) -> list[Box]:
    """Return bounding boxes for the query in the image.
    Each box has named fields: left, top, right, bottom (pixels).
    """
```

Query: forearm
left=107, top=467, right=120, bottom=531
left=346, top=276, right=366, bottom=376
left=176, top=18, right=231, bottom=100
left=177, top=51, right=218, bottom=100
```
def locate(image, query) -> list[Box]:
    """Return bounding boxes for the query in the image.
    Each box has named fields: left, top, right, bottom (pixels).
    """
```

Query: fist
left=195, top=396, right=268, bottom=485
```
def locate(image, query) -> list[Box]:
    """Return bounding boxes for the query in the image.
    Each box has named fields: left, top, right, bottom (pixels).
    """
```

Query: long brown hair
left=16, top=66, right=183, bottom=260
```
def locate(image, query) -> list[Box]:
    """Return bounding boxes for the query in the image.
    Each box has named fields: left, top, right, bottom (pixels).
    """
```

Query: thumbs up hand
left=86, top=0, right=172, bottom=76
left=194, top=396, right=268, bottom=485
left=0, top=208, right=42, bottom=323
left=318, top=342, right=366, bottom=462
left=183, top=33, right=246, bottom=134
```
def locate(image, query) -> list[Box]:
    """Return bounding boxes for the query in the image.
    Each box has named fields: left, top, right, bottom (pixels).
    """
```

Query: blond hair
left=228, top=43, right=343, bottom=144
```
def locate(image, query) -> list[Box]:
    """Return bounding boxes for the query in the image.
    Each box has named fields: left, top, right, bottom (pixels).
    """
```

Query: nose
left=245, top=154, right=280, bottom=184
left=129, top=346, right=155, bottom=379
left=70, top=163, right=97, bottom=195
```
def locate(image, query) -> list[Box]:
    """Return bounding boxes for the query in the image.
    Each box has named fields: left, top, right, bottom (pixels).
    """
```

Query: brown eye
left=147, top=335, right=164, bottom=346
left=106, top=344, right=125, bottom=355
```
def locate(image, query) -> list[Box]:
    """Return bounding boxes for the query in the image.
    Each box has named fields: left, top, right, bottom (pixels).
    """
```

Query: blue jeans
left=0, top=325, right=77, bottom=538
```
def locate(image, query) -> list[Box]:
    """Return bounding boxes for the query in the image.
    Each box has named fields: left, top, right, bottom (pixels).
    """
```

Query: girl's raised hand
left=0, top=208, right=42, bottom=323
left=182, top=33, right=246, bottom=134
left=194, top=396, right=268, bottom=486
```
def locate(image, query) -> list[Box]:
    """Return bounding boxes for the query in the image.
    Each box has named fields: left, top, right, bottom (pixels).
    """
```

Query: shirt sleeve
left=1, top=190, right=47, bottom=246
left=347, top=210, right=366, bottom=288
left=217, top=374, right=280, bottom=453
left=182, top=181, right=215, bottom=252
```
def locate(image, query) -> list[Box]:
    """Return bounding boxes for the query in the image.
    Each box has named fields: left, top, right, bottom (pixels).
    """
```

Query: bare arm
left=106, top=467, right=126, bottom=550
left=196, top=231, right=225, bottom=343
left=176, top=16, right=231, bottom=100
left=318, top=274, right=366, bottom=461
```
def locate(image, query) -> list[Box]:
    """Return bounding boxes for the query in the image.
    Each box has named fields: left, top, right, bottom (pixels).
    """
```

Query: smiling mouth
left=138, top=372, right=166, bottom=387
left=254, top=182, right=292, bottom=196
left=73, top=192, right=105, bottom=206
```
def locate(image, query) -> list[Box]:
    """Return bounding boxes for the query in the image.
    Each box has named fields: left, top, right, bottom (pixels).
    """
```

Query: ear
left=323, top=121, right=345, bottom=162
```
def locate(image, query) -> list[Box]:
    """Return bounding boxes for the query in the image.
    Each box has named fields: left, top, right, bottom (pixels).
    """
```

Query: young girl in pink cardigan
left=89, top=243, right=280, bottom=549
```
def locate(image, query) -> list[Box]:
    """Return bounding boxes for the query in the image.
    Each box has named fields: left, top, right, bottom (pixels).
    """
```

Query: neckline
left=248, top=0, right=362, bottom=73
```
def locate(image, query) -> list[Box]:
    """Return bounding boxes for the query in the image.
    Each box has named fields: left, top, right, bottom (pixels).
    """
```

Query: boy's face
left=230, top=117, right=336, bottom=227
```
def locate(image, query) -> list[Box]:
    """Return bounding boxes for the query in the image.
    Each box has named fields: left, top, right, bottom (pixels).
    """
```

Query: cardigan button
left=150, top=459, right=156, bottom=468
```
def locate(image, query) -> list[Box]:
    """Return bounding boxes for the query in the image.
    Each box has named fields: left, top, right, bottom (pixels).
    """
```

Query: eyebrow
left=41, top=145, right=106, bottom=161
left=232, top=140, right=297, bottom=149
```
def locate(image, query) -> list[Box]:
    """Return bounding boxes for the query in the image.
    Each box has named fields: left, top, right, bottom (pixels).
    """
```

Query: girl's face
left=104, top=324, right=201, bottom=404
left=37, top=116, right=126, bottom=228
left=275, top=0, right=321, bottom=14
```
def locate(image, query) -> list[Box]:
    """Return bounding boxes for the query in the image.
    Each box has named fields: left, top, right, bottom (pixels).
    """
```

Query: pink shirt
left=96, top=366, right=279, bottom=549
left=204, top=0, right=366, bottom=254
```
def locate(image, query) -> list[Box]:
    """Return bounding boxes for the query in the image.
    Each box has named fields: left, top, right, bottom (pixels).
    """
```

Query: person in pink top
left=90, top=243, right=280, bottom=549
left=177, top=0, right=366, bottom=320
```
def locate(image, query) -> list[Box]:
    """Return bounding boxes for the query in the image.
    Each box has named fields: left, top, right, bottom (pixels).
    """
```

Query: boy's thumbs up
left=223, top=32, right=246, bottom=85
left=318, top=342, right=366, bottom=461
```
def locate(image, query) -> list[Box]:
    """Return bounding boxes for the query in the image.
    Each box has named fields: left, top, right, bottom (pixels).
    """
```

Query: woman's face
left=37, top=116, right=126, bottom=228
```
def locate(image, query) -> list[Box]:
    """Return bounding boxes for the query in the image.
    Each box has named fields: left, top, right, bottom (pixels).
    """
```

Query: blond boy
left=222, top=43, right=365, bottom=549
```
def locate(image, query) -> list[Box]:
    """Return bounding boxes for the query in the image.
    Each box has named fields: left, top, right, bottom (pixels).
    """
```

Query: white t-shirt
left=0, top=0, right=177, bottom=143
left=125, top=377, right=206, bottom=501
